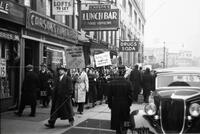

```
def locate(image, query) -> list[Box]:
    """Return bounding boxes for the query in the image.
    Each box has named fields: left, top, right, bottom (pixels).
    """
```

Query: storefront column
left=18, top=37, right=25, bottom=109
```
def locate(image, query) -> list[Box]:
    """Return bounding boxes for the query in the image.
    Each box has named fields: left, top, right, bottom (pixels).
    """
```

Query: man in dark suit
left=14, top=64, right=40, bottom=117
left=129, top=64, right=142, bottom=103
left=45, top=65, right=74, bottom=128
left=107, top=65, right=133, bottom=134
left=142, top=67, right=154, bottom=103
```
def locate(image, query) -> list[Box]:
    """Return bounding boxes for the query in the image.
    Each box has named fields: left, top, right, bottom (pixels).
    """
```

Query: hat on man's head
left=118, top=65, right=126, bottom=76
left=40, top=63, right=47, bottom=67
left=118, top=65, right=125, bottom=70
left=26, top=64, right=33, bottom=71
left=57, top=64, right=66, bottom=71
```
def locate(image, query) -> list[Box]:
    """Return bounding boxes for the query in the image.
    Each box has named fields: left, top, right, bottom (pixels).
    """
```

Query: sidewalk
left=0, top=103, right=145, bottom=134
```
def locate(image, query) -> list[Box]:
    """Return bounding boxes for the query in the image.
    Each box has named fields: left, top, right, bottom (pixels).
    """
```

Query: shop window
left=134, top=10, right=137, bottom=25
left=94, top=31, right=97, bottom=39
left=0, top=40, right=19, bottom=99
left=43, top=45, right=64, bottom=73
left=43, top=46, right=47, bottom=64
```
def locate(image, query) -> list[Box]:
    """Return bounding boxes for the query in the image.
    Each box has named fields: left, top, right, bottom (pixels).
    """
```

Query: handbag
left=40, top=90, right=47, bottom=96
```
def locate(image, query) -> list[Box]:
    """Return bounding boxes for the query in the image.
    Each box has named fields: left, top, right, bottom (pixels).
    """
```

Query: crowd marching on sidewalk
left=13, top=63, right=156, bottom=134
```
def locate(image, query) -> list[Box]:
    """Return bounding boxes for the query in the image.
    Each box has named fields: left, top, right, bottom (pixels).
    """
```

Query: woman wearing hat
left=74, top=68, right=89, bottom=114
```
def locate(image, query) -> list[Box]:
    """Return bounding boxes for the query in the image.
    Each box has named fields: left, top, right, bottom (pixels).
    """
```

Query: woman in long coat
left=45, top=66, right=74, bottom=128
left=74, top=68, right=89, bottom=114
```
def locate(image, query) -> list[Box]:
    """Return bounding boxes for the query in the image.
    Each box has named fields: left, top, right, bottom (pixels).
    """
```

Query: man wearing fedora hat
left=15, top=64, right=40, bottom=117
left=45, top=65, right=74, bottom=128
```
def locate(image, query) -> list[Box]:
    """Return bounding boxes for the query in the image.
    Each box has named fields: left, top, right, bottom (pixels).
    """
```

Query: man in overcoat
left=45, top=65, right=74, bottom=128
left=107, top=65, right=133, bottom=134
left=129, top=64, right=142, bottom=103
left=14, top=64, right=40, bottom=117
left=142, top=67, right=154, bottom=103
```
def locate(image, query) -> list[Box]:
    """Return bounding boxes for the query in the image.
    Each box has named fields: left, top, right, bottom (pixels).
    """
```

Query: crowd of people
left=14, top=63, right=156, bottom=134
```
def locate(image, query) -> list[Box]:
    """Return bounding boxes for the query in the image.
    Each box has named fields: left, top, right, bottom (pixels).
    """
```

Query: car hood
left=156, top=87, right=200, bottom=100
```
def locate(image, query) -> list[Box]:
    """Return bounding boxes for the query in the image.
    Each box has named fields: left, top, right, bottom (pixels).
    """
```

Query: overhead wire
left=146, top=0, right=168, bottom=22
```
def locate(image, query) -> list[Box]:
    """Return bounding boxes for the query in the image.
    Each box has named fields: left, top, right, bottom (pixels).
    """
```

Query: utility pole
left=163, top=41, right=166, bottom=68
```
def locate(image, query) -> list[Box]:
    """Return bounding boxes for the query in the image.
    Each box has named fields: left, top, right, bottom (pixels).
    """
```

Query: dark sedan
left=130, top=67, right=200, bottom=134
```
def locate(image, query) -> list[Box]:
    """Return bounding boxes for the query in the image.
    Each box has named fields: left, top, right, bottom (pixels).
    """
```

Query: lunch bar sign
left=81, top=4, right=119, bottom=31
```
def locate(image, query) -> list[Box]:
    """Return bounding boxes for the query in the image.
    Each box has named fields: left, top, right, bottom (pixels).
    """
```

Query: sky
left=144, top=0, right=200, bottom=57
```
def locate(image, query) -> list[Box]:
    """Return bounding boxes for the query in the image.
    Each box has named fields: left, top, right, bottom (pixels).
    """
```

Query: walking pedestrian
left=14, top=64, right=40, bottom=117
left=96, top=68, right=107, bottom=104
left=39, top=63, right=53, bottom=107
left=129, top=64, right=142, bottom=103
left=107, top=65, right=133, bottom=134
left=44, top=65, right=74, bottom=128
left=87, top=68, right=97, bottom=108
left=74, top=68, right=89, bottom=114
left=142, top=67, right=154, bottom=103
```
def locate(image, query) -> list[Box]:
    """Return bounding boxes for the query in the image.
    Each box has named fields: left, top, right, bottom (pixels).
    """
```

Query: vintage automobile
left=130, top=67, right=200, bottom=134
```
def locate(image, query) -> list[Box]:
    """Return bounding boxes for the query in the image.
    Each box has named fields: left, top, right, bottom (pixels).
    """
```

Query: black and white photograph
left=0, top=0, right=200, bottom=134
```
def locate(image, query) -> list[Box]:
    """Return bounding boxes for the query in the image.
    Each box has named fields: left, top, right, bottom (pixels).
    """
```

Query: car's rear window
left=156, top=74, right=200, bottom=88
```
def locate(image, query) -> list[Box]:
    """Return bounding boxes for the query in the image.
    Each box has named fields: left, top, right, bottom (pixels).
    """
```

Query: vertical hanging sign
left=52, top=0, right=73, bottom=15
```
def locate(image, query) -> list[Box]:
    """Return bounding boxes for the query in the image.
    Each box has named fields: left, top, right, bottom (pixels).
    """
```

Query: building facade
left=118, top=0, right=145, bottom=66
left=0, top=0, right=145, bottom=112
left=0, top=0, right=79, bottom=112
left=79, top=0, right=145, bottom=67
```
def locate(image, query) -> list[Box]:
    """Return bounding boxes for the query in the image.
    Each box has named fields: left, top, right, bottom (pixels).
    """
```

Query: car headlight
left=189, top=103, right=200, bottom=117
left=144, top=103, right=157, bottom=115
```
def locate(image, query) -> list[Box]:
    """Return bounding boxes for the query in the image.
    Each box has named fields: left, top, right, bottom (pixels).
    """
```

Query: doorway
left=25, top=39, right=39, bottom=73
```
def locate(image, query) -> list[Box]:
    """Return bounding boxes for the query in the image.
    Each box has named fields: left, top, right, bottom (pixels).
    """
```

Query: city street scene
left=0, top=0, right=200, bottom=134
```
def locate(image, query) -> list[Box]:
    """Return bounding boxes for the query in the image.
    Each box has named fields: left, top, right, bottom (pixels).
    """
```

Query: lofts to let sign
left=81, top=4, right=120, bottom=31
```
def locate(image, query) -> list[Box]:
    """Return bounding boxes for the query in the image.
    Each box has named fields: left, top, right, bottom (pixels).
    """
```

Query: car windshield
left=156, top=74, right=200, bottom=88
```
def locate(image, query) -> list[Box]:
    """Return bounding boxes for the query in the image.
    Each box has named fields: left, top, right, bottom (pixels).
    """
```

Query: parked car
left=130, top=67, right=200, bottom=134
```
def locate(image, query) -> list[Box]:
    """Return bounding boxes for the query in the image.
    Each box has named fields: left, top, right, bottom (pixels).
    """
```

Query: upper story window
left=24, top=0, right=36, bottom=10
left=46, top=0, right=51, bottom=17
left=122, top=0, right=126, bottom=9
left=139, top=18, right=141, bottom=30
left=142, top=24, right=144, bottom=35
left=134, top=10, right=137, bottom=25
left=129, top=1, right=132, bottom=18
